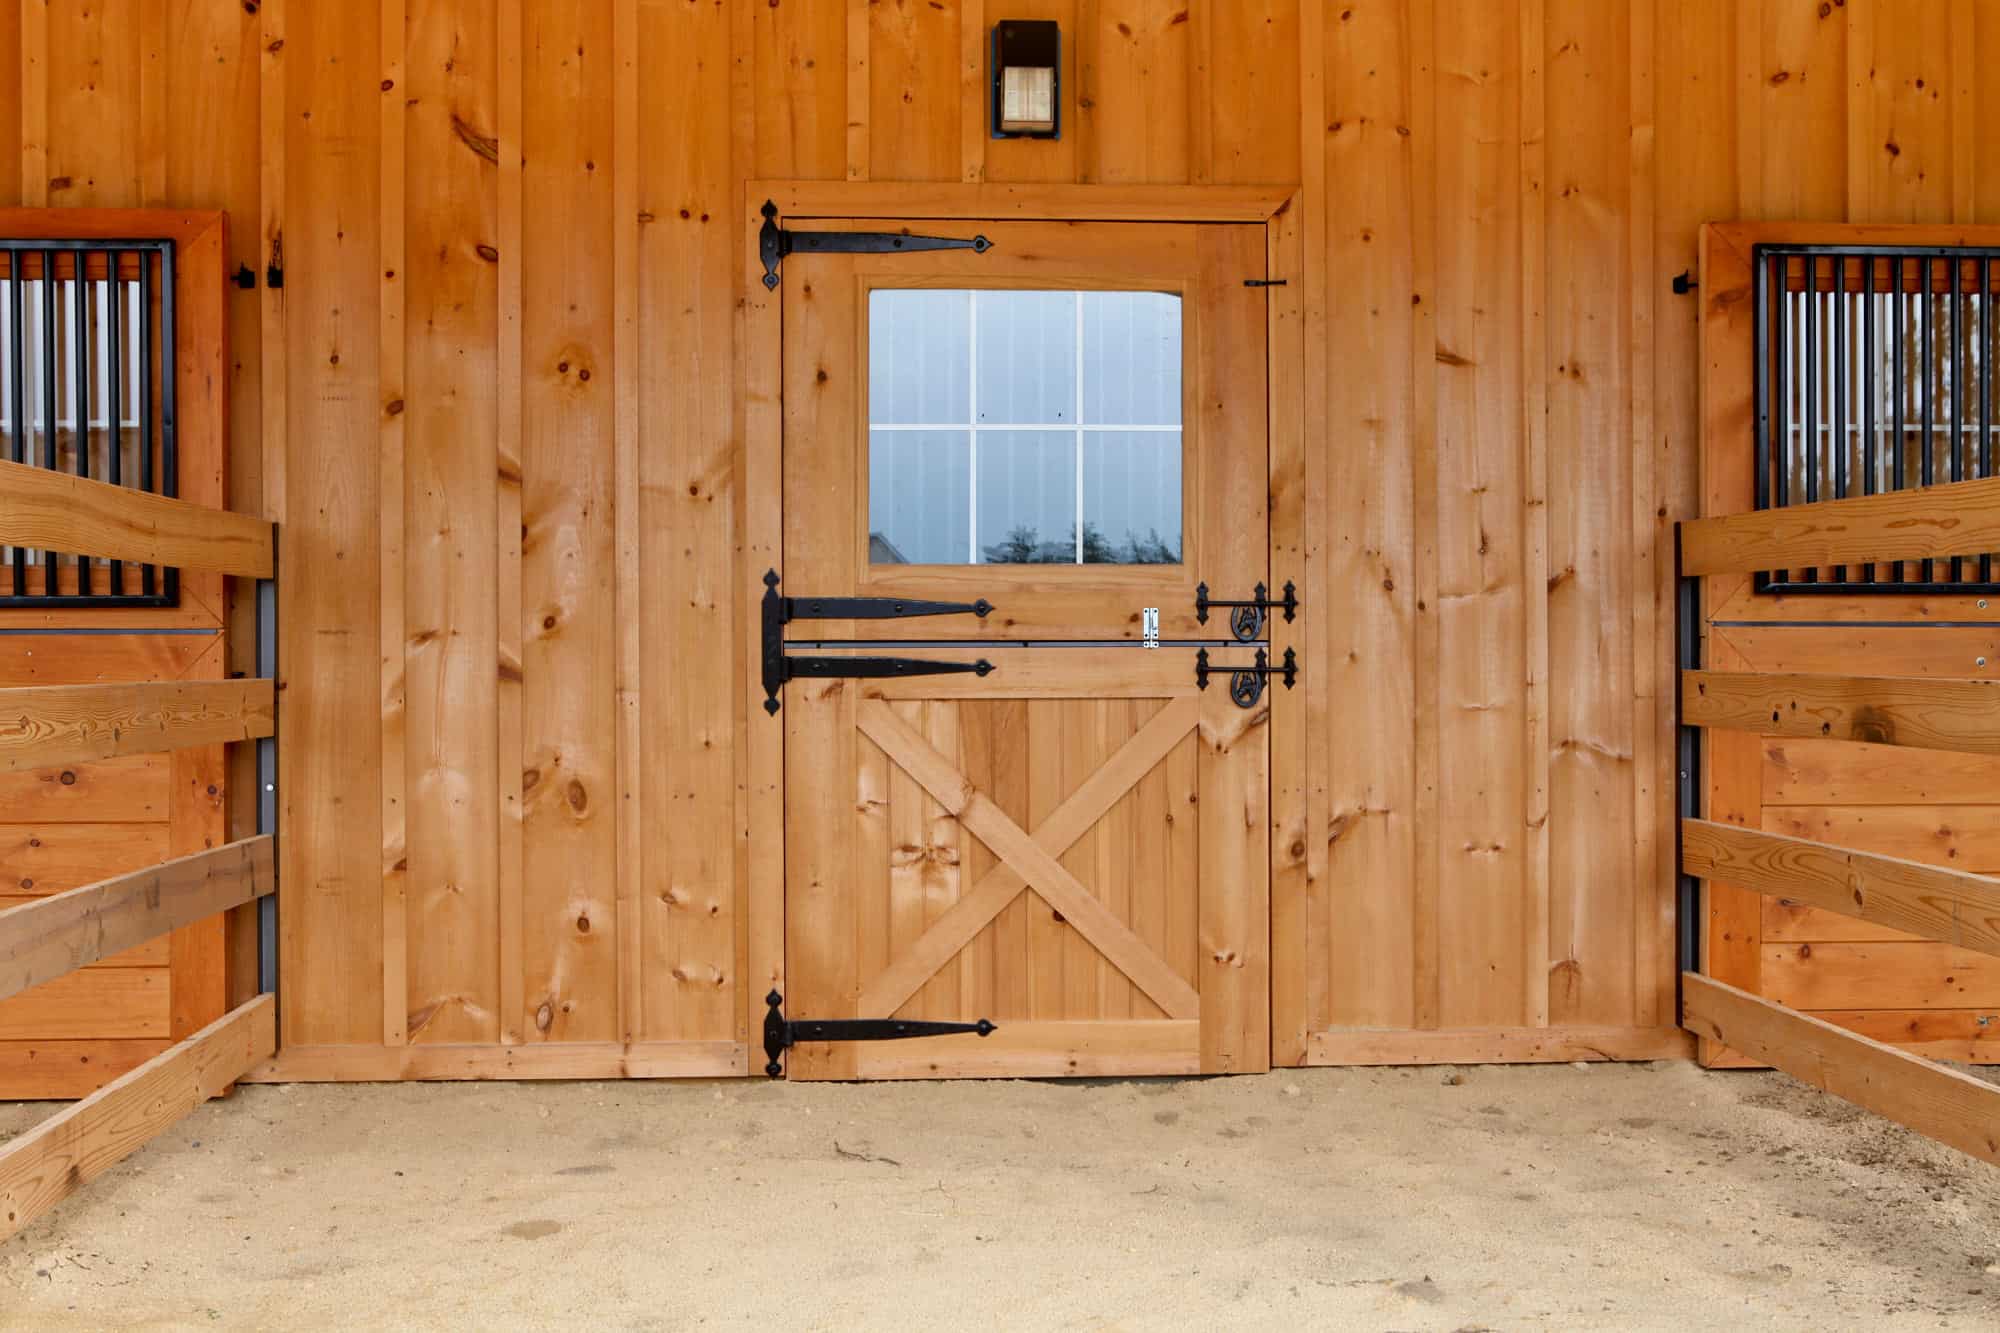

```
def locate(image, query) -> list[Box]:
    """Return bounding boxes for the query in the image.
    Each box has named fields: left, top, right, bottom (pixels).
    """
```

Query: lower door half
left=782, top=647, right=1268, bottom=1079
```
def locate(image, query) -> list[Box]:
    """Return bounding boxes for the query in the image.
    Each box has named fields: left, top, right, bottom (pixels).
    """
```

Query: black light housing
left=991, top=20, right=1060, bottom=139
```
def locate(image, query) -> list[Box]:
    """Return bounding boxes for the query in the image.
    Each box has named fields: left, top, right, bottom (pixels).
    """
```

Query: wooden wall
left=3, top=0, right=2000, bottom=1073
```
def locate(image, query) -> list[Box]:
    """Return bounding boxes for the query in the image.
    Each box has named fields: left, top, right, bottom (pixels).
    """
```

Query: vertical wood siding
left=3, top=0, right=2000, bottom=1068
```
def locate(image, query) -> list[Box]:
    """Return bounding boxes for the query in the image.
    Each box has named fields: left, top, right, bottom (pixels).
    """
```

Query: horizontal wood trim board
left=1682, top=819, right=2000, bottom=959
left=1302, top=1027, right=1695, bottom=1067
left=1681, top=973, right=2000, bottom=1167
left=0, top=460, right=274, bottom=580
left=241, top=1041, right=749, bottom=1083
left=0, top=994, right=274, bottom=1243
left=846, top=1021, right=1201, bottom=1079
left=1678, top=476, right=2000, bottom=578
left=1683, top=671, right=2000, bottom=755
left=0, top=680, right=275, bottom=773
left=0, top=836, right=275, bottom=1003
left=752, top=181, right=1294, bottom=223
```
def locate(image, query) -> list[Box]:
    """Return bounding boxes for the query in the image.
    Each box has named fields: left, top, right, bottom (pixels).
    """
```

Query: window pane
left=976, top=430, right=1076, bottom=563
left=1082, top=291, right=1181, bottom=425
left=870, top=289, right=970, bottom=425
left=1082, top=430, right=1181, bottom=564
left=976, top=290, right=1076, bottom=425
left=869, top=429, right=969, bottom=564
left=866, top=287, right=1182, bottom=565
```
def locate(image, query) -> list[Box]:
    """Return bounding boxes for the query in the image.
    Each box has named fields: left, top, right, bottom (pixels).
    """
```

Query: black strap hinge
left=1243, top=278, right=1288, bottom=288
left=759, top=200, right=992, bottom=290
left=761, top=570, right=996, bottom=714
left=764, top=991, right=995, bottom=1077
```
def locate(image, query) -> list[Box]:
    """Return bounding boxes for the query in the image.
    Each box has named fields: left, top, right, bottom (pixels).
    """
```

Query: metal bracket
left=763, top=990, right=995, bottom=1078
left=1195, top=580, right=1298, bottom=643
left=1196, top=646, right=1297, bottom=709
left=1141, top=607, right=1159, bottom=649
left=759, top=200, right=992, bottom=290
left=761, top=570, right=995, bottom=714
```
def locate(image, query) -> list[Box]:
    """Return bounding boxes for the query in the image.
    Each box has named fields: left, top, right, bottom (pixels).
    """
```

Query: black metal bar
left=158, top=241, right=178, bottom=605
left=256, top=572, right=278, bottom=1002
left=762, top=990, right=994, bottom=1078
left=1803, top=256, right=1818, bottom=511
left=39, top=251, right=57, bottom=596
left=71, top=248, right=91, bottom=595
left=1912, top=254, right=1928, bottom=580
left=1952, top=255, right=1966, bottom=582
left=1862, top=253, right=1877, bottom=585
left=105, top=251, right=123, bottom=595
left=138, top=247, right=155, bottom=598
left=1985, top=257, right=1995, bottom=584
left=759, top=200, right=992, bottom=290
left=6, top=255, right=25, bottom=598
left=1831, top=253, right=1846, bottom=582
left=1894, top=254, right=1906, bottom=583
left=1754, top=247, right=1774, bottom=591
left=1675, top=529, right=1702, bottom=1011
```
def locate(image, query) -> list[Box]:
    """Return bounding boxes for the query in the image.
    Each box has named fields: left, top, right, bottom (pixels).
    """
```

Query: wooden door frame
left=741, top=182, right=1304, bottom=1076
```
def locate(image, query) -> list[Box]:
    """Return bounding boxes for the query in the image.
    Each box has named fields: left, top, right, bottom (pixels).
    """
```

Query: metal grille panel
left=1754, top=243, right=1999, bottom=594
left=0, top=240, right=178, bottom=608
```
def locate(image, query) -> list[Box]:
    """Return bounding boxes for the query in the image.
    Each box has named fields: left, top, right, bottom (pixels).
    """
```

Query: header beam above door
left=749, top=181, right=1297, bottom=225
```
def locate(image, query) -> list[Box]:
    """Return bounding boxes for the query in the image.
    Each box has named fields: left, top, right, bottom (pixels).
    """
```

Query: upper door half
left=781, top=219, right=1268, bottom=641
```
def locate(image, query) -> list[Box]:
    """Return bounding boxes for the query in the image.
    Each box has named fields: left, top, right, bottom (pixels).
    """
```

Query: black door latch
left=761, top=570, right=996, bottom=713
left=1195, top=580, right=1297, bottom=643
left=1196, top=646, right=1297, bottom=709
left=763, top=991, right=996, bottom=1077
left=759, top=200, right=993, bottom=290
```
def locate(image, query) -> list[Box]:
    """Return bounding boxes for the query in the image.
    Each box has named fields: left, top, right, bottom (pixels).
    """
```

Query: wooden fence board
left=0, top=836, right=274, bottom=1003
left=0, top=995, right=274, bottom=1242
left=1681, top=973, right=2000, bottom=1166
left=1679, top=474, right=2000, bottom=578
left=1684, top=671, right=2000, bottom=755
left=1682, top=819, right=2000, bottom=959
left=0, top=460, right=274, bottom=580
left=0, top=681, right=274, bottom=773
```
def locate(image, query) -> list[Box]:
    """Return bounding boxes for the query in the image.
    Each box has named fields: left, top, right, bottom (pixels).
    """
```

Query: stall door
left=773, top=218, right=1272, bottom=1079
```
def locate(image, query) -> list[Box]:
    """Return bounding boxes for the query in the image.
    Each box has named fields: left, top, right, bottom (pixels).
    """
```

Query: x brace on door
left=853, top=697, right=1203, bottom=1021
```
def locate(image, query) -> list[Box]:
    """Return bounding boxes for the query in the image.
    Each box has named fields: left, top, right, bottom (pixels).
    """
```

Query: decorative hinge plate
left=759, top=200, right=993, bottom=290
left=761, top=570, right=996, bottom=714
left=1196, top=646, right=1298, bottom=709
left=1195, top=580, right=1298, bottom=643
left=763, top=991, right=996, bottom=1078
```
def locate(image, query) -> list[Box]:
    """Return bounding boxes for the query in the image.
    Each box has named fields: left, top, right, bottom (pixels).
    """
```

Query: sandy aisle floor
left=0, top=1060, right=1996, bottom=1329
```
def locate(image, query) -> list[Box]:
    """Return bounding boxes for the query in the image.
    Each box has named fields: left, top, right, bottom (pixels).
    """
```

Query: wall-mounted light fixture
left=991, top=20, right=1060, bottom=139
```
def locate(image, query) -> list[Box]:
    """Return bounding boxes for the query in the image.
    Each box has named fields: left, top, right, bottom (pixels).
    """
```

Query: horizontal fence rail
left=1682, top=974, right=2000, bottom=1168
left=0, top=458, right=272, bottom=579
left=1681, top=819, right=2000, bottom=960
left=1681, top=670, right=2000, bottom=755
left=0, top=994, right=275, bottom=1242
left=1679, top=472, right=2000, bottom=577
left=1679, top=469, right=2000, bottom=1165
left=0, top=679, right=274, bottom=773
left=0, top=836, right=275, bottom=1004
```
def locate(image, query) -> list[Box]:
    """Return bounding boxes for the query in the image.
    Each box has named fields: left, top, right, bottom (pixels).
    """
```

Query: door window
left=867, top=288, right=1183, bottom=565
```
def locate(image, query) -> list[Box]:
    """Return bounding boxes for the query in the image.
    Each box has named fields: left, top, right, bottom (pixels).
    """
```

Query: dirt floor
left=2, top=1061, right=1998, bottom=1329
